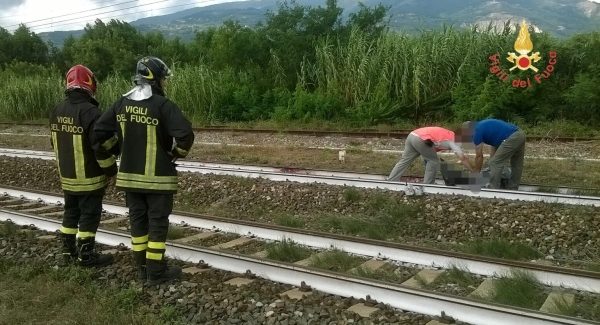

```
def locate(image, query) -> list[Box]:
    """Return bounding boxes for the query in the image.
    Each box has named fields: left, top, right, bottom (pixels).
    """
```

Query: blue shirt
left=472, top=119, right=519, bottom=148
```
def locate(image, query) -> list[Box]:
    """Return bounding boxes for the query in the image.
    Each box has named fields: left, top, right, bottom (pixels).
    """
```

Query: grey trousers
left=388, top=134, right=440, bottom=183
left=488, top=130, right=526, bottom=190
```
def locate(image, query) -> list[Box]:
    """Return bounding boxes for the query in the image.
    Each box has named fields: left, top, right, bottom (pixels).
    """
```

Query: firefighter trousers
left=126, top=192, right=173, bottom=263
left=61, top=193, right=103, bottom=237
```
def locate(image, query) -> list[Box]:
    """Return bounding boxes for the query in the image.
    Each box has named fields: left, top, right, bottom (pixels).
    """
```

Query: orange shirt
left=411, top=127, right=455, bottom=142
left=410, top=127, right=463, bottom=154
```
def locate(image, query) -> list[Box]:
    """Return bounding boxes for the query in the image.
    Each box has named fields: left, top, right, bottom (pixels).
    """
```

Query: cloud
left=589, top=0, right=600, bottom=3
left=90, top=0, right=136, bottom=4
left=1, top=0, right=26, bottom=10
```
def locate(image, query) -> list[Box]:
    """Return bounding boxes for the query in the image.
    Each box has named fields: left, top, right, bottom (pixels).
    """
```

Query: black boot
left=146, top=259, right=181, bottom=286
left=59, top=233, right=77, bottom=266
left=77, top=237, right=114, bottom=267
left=133, top=250, right=147, bottom=281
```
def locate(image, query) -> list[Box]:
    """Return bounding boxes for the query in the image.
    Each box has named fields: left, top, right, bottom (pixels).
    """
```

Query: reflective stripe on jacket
left=94, top=92, right=194, bottom=194
left=49, top=90, right=108, bottom=194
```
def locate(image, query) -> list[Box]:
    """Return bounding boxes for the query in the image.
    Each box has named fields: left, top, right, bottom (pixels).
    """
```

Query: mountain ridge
left=40, top=0, right=600, bottom=46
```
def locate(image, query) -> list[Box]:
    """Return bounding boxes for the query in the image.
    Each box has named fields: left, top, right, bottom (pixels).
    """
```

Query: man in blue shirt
left=462, top=119, right=526, bottom=189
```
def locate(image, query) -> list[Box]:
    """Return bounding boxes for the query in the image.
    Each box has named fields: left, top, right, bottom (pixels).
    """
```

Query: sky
left=1, top=0, right=599, bottom=33
left=0, top=0, right=243, bottom=33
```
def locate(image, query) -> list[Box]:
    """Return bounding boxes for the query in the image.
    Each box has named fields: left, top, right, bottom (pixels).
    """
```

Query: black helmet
left=134, top=56, right=172, bottom=86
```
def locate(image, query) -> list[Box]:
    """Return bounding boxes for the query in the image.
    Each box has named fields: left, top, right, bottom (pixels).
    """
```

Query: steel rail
left=198, top=128, right=600, bottom=142
left=2, top=186, right=600, bottom=294
left=0, top=208, right=594, bottom=325
left=171, top=160, right=600, bottom=194
left=1, top=121, right=598, bottom=142
left=3, top=139, right=600, bottom=163
left=156, top=162, right=600, bottom=206
left=1, top=148, right=599, bottom=206
left=0, top=148, right=597, bottom=192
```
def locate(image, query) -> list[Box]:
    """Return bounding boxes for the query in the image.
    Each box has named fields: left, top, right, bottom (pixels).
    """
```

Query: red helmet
left=66, top=65, right=97, bottom=95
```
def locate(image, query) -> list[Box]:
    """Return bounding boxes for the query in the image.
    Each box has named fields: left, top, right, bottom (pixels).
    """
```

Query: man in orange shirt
left=388, top=127, right=473, bottom=184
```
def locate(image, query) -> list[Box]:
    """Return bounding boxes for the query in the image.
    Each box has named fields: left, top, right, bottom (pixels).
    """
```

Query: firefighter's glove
left=171, top=146, right=188, bottom=159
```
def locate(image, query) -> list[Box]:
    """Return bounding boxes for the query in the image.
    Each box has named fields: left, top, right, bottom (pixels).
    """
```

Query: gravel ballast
left=0, top=157, right=598, bottom=265
left=0, top=221, right=437, bottom=324
left=1, top=125, right=600, bottom=159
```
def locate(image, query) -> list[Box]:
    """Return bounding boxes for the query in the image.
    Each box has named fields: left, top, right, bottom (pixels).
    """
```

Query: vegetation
left=430, top=266, right=480, bottom=289
left=1, top=0, right=600, bottom=130
left=587, top=262, right=600, bottom=273
left=166, top=225, right=190, bottom=240
left=575, top=295, right=600, bottom=321
left=461, top=239, right=542, bottom=260
left=265, top=239, right=313, bottom=262
left=308, top=249, right=365, bottom=272
left=491, top=270, right=546, bottom=309
left=342, top=187, right=362, bottom=203
left=319, top=195, right=424, bottom=241
left=352, top=265, right=414, bottom=284
left=0, top=221, right=18, bottom=237
left=275, top=214, right=306, bottom=228
left=0, top=258, right=180, bottom=324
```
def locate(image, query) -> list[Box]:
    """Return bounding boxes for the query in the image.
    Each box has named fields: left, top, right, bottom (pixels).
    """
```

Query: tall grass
left=266, top=239, right=312, bottom=263
left=305, top=27, right=512, bottom=122
left=0, top=72, right=62, bottom=121
left=1, top=26, right=598, bottom=128
left=492, top=270, right=546, bottom=309
left=462, top=239, right=542, bottom=260
left=96, top=73, right=131, bottom=110
left=167, top=65, right=232, bottom=123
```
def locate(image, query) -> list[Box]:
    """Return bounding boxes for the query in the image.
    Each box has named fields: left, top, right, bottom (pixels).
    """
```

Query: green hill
left=40, top=0, right=600, bottom=46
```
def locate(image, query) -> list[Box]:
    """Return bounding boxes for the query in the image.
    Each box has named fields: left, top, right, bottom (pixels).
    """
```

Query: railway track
left=2, top=132, right=599, bottom=162
left=1, top=187, right=598, bottom=325
left=1, top=122, right=598, bottom=142
left=2, top=148, right=599, bottom=206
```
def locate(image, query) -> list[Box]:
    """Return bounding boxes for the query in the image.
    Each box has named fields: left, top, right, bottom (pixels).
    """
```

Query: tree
left=564, top=66, right=600, bottom=124
left=0, top=27, right=11, bottom=66
left=206, top=20, right=269, bottom=71
left=261, top=0, right=345, bottom=88
left=145, top=32, right=190, bottom=64
left=65, top=19, right=142, bottom=79
left=346, top=3, right=389, bottom=39
left=9, top=25, right=49, bottom=64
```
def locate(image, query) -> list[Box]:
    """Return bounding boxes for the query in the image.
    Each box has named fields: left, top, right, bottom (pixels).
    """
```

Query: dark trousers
left=126, top=192, right=173, bottom=262
left=62, top=193, right=103, bottom=235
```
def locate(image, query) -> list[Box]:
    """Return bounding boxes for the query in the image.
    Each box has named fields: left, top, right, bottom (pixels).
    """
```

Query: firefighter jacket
left=94, top=91, right=194, bottom=194
left=49, top=90, right=116, bottom=195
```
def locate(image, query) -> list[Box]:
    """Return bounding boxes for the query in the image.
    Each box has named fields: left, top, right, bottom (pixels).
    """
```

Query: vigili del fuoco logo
left=488, top=20, right=557, bottom=88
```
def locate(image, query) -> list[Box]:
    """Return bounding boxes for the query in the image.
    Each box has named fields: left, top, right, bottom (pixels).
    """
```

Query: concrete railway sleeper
left=1, top=221, right=435, bottom=324
left=1, top=189, right=600, bottom=324
left=1, top=207, right=598, bottom=325
left=2, top=187, right=599, bottom=293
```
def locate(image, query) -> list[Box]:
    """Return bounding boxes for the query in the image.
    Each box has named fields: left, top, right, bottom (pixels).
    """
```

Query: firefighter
left=387, top=126, right=473, bottom=183
left=94, top=56, right=194, bottom=285
left=50, top=65, right=116, bottom=267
